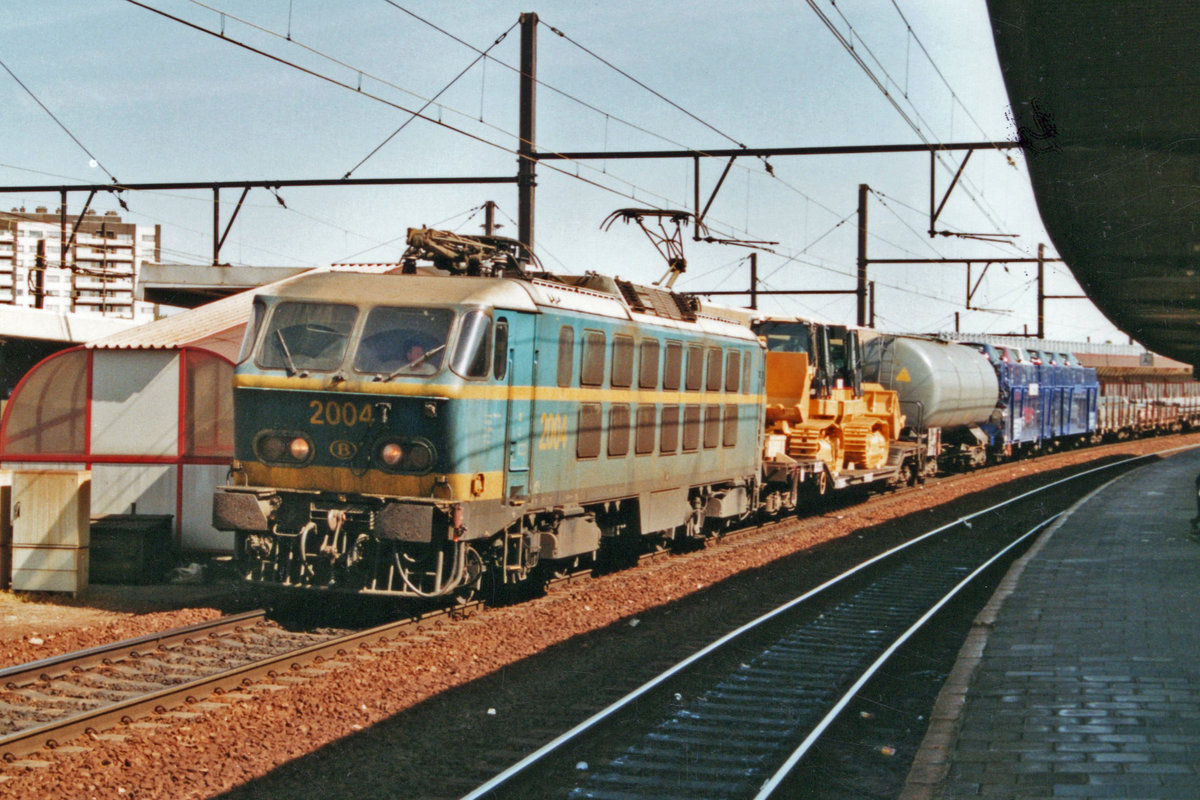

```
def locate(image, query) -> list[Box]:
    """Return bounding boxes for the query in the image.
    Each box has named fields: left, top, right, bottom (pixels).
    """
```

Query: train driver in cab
left=401, top=340, right=439, bottom=375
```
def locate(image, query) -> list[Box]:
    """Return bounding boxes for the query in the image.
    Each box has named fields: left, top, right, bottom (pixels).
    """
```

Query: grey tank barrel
left=861, top=334, right=999, bottom=430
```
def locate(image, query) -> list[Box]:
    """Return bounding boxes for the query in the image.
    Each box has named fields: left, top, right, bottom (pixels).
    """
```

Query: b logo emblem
left=330, top=440, right=357, bottom=460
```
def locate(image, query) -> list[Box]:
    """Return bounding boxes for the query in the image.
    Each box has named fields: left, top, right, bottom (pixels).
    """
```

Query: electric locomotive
left=213, top=229, right=766, bottom=599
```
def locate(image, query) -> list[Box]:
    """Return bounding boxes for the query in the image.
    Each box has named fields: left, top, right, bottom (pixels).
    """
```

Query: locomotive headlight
left=289, top=437, right=312, bottom=461
left=379, top=442, right=404, bottom=466
left=259, top=435, right=286, bottom=461
left=402, top=441, right=434, bottom=472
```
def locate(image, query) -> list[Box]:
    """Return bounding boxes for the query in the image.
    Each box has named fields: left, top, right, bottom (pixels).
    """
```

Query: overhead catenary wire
left=341, top=23, right=518, bottom=178
left=77, top=2, right=946, bottom=290
left=45, top=3, right=1075, bottom=335
left=0, top=57, right=120, bottom=186
left=380, top=4, right=834, bottom=222
left=541, top=21, right=746, bottom=151
left=807, top=0, right=1012, bottom=236
left=121, top=0, right=651, bottom=209
left=127, top=0, right=870, bottom=268
left=888, top=0, right=994, bottom=142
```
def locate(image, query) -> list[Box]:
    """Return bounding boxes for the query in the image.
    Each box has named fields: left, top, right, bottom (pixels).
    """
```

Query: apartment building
left=0, top=206, right=161, bottom=322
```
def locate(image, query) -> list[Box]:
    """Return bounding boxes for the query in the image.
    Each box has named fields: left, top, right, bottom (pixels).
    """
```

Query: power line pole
left=518, top=12, right=538, bottom=255
left=857, top=183, right=869, bottom=326
left=749, top=251, right=758, bottom=310
left=1037, top=243, right=1046, bottom=338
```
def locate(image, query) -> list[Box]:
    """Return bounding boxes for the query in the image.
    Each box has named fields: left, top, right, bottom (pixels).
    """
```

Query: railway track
left=460, top=457, right=1143, bottom=800
left=1, top=444, right=1189, bottom=789
left=0, top=606, right=452, bottom=763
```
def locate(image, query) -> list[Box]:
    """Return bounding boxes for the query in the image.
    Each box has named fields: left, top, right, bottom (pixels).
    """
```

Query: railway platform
left=902, top=445, right=1200, bottom=799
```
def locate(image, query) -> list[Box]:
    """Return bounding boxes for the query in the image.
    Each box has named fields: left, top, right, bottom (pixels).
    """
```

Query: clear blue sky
left=0, top=0, right=1131, bottom=344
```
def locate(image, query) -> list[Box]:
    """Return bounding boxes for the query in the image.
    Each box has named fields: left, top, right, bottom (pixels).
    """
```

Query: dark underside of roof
left=987, top=1, right=1200, bottom=369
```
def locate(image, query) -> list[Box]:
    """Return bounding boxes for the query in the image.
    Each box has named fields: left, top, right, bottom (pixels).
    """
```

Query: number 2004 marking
left=309, top=400, right=375, bottom=427
left=539, top=413, right=567, bottom=450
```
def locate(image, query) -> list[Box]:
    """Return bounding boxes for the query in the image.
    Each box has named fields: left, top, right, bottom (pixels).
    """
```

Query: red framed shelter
left=0, top=292, right=251, bottom=553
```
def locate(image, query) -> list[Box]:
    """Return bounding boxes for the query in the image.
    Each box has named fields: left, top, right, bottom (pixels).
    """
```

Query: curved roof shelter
left=0, top=291, right=252, bottom=552
left=988, top=1, right=1200, bottom=369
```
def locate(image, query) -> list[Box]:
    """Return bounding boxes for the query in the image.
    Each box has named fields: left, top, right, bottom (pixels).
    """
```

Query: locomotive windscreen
left=354, top=306, right=454, bottom=376
left=259, top=302, right=357, bottom=373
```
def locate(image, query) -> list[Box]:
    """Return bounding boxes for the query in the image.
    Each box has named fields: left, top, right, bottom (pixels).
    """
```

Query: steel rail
left=459, top=443, right=1200, bottom=799
left=0, top=611, right=432, bottom=762
left=0, top=609, right=268, bottom=689
left=0, top=534, right=657, bottom=763
left=4, top=441, right=1195, bottom=770
left=752, top=472, right=1126, bottom=798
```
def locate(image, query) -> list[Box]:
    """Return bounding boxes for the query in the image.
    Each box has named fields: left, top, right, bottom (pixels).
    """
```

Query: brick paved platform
left=902, top=446, right=1200, bottom=799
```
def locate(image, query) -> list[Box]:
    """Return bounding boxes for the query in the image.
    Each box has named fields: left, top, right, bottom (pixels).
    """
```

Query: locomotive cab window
left=259, top=301, right=357, bottom=374
left=493, top=319, right=508, bottom=380
left=450, top=309, right=492, bottom=379
left=353, top=306, right=454, bottom=376
left=237, top=299, right=266, bottom=365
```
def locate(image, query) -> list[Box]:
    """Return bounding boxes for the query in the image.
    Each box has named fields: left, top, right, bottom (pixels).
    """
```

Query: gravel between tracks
left=1, top=434, right=1196, bottom=799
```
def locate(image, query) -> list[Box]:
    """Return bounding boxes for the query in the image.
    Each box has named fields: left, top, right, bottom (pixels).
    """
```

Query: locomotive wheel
left=453, top=546, right=485, bottom=605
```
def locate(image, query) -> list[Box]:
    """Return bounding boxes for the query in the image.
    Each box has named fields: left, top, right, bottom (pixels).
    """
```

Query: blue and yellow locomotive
left=213, top=230, right=766, bottom=598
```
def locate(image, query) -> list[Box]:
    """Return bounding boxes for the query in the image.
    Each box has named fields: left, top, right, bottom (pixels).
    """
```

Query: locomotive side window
left=612, top=335, right=634, bottom=388
left=237, top=299, right=266, bottom=364
left=635, top=405, right=656, bottom=454
left=663, top=341, right=683, bottom=390
left=450, top=309, right=492, bottom=378
left=706, top=348, right=723, bottom=392
left=557, top=326, right=574, bottom=387
left=725, top=351, right=741, bottom=392
left=685, top=344, right=704, bottom=391
left=577, top=403, right=602, bottom=459
left=353, top=306, right=454, bottom=376
left=581, top=330, right=606, bottom=386
left=723, top=404, right=738, bottom=447
left=638, top=340, right=660, bottom=389
left=742, top=353, right=752, bottom=392
left=682, top=404, right=701, bottom=451
left=608, top=404, right=630, bottom=457
left=703, top=404, right=721, bottom=448
left=260, top=302, right=357, bottom=374
left=661, top=405, right=680, bottom=453
left=493, top=319, right=508, bottom=380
